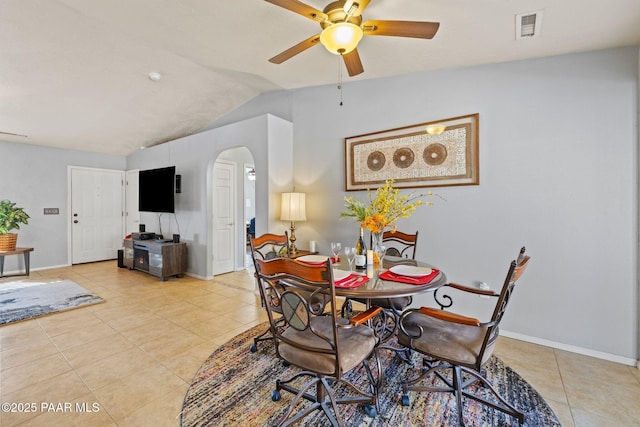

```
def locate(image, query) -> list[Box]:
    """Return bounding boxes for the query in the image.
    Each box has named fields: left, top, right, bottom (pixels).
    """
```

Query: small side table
left=0, top=247, right=34, bottom=278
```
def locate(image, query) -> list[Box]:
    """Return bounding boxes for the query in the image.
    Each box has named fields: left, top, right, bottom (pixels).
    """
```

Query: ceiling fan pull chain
left=338, top=55, right=344, bottom=106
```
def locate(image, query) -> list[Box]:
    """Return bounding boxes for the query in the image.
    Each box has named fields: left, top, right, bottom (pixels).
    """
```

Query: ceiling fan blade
left=264, top=0, right=327, bottom=22
left=0, top=131, right=28, bottom=138
left=362, top=20, right=440, bottom=39
left=342, top=49, right=364, bottom=76
left=269, top=35, right=321, bottom=64
left=343, top=0, right=371, bottom=17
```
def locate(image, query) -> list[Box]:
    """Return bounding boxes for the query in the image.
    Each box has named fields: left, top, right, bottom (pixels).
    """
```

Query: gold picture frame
left=344, top=113, right=479, bottom=191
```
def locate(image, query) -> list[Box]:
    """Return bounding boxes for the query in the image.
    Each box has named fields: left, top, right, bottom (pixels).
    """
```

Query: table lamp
left=280, top=192, right=306, bottom=255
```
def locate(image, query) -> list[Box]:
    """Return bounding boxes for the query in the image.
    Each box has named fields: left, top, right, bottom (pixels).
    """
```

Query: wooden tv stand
left=123, top=239, right=187, bottom=281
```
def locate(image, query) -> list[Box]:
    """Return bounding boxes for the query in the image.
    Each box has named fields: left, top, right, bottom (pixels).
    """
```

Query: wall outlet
left=477, top=281, right=490, bottom=299
left=43, top=208, right=59, bottom=215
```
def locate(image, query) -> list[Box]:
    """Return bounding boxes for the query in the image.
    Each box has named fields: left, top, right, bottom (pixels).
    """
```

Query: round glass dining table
left=331, top=256, right=447, bottom=299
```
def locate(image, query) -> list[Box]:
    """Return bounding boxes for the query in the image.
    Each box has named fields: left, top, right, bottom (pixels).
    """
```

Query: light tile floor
left=1, top=261, right=639, bottom=426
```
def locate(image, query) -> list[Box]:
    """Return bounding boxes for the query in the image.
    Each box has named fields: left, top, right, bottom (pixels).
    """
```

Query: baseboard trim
left=11, top=264, right=71, bottom=275
left=501, top=330, right=638, bottom=367
left=186, top=272, right=209, bottom=280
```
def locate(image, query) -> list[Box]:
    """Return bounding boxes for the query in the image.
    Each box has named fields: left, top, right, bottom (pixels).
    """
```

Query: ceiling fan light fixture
left=320, top=22, right=363, bottom=54
left=426, top=124, right=446, bottom=135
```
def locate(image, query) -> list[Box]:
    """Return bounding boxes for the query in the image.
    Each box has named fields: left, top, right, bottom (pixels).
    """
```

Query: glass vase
left=371, top=231, right=383, bottom=264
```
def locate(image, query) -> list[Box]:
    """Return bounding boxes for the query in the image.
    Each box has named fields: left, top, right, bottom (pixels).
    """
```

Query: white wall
left=286, top=47, right=638, bottom=362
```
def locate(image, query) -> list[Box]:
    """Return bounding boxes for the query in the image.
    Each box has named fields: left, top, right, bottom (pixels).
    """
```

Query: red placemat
left=335, top=274, right=369, bottom=288
left=379, top=269, right=440, bottom=285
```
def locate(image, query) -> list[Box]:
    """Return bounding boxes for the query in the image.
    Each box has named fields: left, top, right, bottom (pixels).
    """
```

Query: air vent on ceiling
left=515, top=10, right=543, bottom=39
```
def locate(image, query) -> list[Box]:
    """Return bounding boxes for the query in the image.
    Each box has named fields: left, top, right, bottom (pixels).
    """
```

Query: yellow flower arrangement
left=340, top=179, right=441, bottom=233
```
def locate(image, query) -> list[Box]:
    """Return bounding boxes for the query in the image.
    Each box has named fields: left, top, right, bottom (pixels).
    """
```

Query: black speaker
left=175, top=174, right=182, bottom=193
left=117, top=249, right=126, bottom=268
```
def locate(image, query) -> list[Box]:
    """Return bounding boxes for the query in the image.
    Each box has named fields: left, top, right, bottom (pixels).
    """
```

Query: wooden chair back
left=380, top=230, right=419, bottom=259
left=254, top=258, right=341, bottom=371
left=250, top=232, right=290, bottom=262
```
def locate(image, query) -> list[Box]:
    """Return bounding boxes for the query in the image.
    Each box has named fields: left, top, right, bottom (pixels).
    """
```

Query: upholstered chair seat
left=398, top=310, right=494, bottom=368
left=254, top=257, right=382, bottom=427
left=279, top=316, right=378, bottom=375
left=398, top=247, right=531, bottom=425
left=367, top=295, right=412, bottom=311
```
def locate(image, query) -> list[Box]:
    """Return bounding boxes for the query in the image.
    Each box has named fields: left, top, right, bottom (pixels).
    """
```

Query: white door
left=213, top=161, right=235, bottom=275
left=71, top=167, right=124, bottom=264
left=125, top=170, right=140, bottom=234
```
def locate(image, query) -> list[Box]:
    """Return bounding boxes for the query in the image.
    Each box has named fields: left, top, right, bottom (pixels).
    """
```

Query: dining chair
left=343, top=230, right=420, bottom=344
left=342, top=257, right=418, bottom=339
left=250, top=232, right=290, bottom=262
left=248, top=232, right=290, bottom=352
left=377, top=230, right=419, bottom=259
left=397, top=247, right=531, bottom=425
left=254, top=257, right=383, bottom=427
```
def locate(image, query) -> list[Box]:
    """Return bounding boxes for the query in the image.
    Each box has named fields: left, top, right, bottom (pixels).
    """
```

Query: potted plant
left=0, top=199, right=30, bottom=251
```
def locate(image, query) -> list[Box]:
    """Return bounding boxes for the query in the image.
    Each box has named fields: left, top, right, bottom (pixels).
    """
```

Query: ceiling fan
left=265, top=0, right=440, bottom=76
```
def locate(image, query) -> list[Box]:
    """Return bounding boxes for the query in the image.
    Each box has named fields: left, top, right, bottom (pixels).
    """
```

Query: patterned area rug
left=181, top=323, right=561, bottom=426
left=0, top=280, right=104, bottom=325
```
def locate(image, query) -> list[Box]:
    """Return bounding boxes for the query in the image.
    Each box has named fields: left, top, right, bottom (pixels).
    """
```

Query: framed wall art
left=344, top=113, right=479, bottom=191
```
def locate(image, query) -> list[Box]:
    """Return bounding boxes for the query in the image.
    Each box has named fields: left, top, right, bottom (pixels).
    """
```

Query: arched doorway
left=212, top=147, right=255, bottom=275
left=244, top=163, right=256, bottom=267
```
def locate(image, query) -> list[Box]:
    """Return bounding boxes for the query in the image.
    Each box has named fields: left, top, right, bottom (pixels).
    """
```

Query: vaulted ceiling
left=2, top=0, right=639, bottom=156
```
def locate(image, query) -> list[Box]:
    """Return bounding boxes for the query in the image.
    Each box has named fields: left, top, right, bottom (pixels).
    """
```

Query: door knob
left=73, top=220, right=79, bottom=223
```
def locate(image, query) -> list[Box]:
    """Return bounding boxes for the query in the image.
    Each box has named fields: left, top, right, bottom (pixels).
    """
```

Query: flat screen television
left=138, top=166, right=176, bottom=213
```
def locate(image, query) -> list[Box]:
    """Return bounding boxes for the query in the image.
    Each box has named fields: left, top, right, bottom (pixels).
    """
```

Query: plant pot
left=0, top=233, right=18, bottom=251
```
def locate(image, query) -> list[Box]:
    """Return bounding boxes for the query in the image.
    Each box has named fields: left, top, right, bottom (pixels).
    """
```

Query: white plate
left=297, top=255, right=330, bottom=264
left=389, top=265, right=433, bottom=277
left=332, top=269, right=350, bottom=281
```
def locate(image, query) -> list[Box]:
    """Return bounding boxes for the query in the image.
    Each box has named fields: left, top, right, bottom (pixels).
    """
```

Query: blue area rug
left=0, top=280, right=104, bottom=325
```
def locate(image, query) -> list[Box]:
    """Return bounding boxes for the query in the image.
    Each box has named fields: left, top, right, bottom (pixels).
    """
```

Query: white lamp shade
left=280, top=192, right=307, bottom=222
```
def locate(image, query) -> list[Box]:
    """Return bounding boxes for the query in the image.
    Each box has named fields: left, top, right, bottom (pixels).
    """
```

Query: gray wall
left=212, top=47, right=639, bottom=362
left=1, top=46, right=637, bottom=364
left=288, top=47, right=639, bottom=362
left=0, top=141, right=125, bottom=269
left=126, top=114, right=293, bottom=279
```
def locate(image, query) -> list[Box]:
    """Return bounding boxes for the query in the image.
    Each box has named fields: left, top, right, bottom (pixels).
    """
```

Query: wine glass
left=374, top=244, right=387, bottom=270
left=344, top=246, right=356, bottom=272
left=330, top=242, right=342, bottom=261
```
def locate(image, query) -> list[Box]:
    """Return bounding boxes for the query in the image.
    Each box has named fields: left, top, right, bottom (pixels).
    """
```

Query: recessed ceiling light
left=148, top=72, right=162, bottom=81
